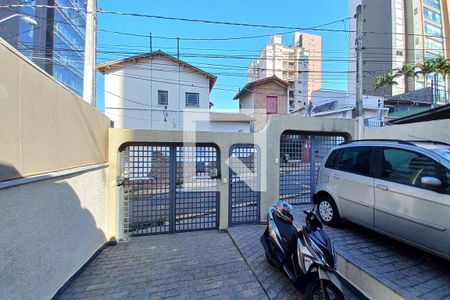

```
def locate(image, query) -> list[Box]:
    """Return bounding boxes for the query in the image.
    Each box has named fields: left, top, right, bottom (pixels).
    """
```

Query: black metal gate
left=279, top=133, right=345, bottom=204
left=121, top=144, right=220, bottom=236
left=229, top=144, right=260, bottom=225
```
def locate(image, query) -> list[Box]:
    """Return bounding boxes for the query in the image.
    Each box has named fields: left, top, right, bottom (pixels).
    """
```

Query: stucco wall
left=0, top=39, right=110, bottom=181
left=103, top=57, right=211, bottom=130
left=0, top=166, right=108, bottom=300
left=363, top=119, right=450, bottom=142
left=0, top=37, right=110, bottom=299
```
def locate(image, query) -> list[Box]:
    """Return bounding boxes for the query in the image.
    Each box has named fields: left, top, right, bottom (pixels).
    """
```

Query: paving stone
left=57, top=231, right=268, bottom=300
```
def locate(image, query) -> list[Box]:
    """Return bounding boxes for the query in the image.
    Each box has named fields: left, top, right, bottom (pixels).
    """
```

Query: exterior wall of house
left=198, top=121, right=251, bottom=133
left=0, top=38, right=109, bottom=299
left=364, top=119, right=450, bottom=141
left=0, top=166, right=109, bottom=300
left=253, top=82, right=288, bottom=131
left=104, top=57, right=211, bottom=131
left=0, top=38, right=109, bottom=181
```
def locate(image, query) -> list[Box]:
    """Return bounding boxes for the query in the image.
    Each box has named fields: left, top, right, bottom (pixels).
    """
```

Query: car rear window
left=337, top=147, right=372, bottom=176
left=324, top=150, right=339, bottom=169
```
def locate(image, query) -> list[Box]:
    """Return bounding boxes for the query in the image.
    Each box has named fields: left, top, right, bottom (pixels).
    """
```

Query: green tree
left=395, top=63, right=416, bottom=91
left=433, top=55, right=450, bottom=101
left=395, top=63, right=416, bottom=78
left=373, top=73, right=398, bottom=94
left=415, top=58, right=437, bottom=88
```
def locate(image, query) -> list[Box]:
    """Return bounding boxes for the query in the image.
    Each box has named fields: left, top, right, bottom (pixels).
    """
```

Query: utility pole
left=83, top=0, right=96, bottom=106
left=149, top=32, right=153, bottom=52
left=355, top=4, right=364, bottom=118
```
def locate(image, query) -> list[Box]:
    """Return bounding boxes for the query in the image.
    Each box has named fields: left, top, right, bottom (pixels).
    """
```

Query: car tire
left=317, top=195, right=341, bottom=227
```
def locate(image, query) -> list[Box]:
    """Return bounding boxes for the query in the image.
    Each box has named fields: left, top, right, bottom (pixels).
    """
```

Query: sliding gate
left=279, top=133, right=345, bottom=204
left=121, top=144, right=220, bottom=236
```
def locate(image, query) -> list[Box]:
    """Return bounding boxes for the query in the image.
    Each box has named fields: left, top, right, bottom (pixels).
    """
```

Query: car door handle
left=332, top=174, right=340, bottom=180
left=376, top=184, right=388, bottom=191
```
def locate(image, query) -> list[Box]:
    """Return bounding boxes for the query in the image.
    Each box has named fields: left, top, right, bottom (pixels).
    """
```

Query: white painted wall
left=104, top=57, right=211, bottom=131
left=197, top=121, right=251, bottom=133
left=240, top=94, right=255, bottom=115
left=0, top=167, right=108, bottom=299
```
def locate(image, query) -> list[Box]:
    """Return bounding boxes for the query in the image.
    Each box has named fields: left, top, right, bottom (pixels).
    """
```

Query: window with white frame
left=185, top=92, right=200, bottom=107
left=158, top=90, right=168, bottom=105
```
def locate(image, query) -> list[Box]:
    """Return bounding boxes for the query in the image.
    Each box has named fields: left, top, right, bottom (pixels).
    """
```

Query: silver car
left=314, top=140, right=450, bottom=260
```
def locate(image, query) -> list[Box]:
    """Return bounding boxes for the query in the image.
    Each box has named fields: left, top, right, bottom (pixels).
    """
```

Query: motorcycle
left=260, top=205, right=344, bottom=300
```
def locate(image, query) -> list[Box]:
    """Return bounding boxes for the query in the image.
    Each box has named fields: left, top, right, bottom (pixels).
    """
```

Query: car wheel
left=317, top=195, right=340, bottom=227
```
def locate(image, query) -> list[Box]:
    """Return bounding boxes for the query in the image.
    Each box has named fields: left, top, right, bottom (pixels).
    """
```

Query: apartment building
left=247, top=33, right=321, bottom=112
left=0, top=0, right=87, bottom=96
left=348, top=0, right=450, bottom=99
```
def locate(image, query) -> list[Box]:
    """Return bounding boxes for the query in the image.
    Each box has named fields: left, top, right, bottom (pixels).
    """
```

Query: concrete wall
left=0, top=38, right=110, bottom=299
left=361, top=0, right=394, bottom=97
left=0, top=39, right=110, bottom=181
left=107, top=115, right=357, bottom=239
left=363, top=119, right=450, bottom=142
left=104, top=57, right=211, bottom=131
left=0, top=166, right=109, bottom=300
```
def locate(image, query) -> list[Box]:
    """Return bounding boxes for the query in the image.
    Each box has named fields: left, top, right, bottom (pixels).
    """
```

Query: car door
left=374, top=147, right=450, bottom=255
left=331, top=146, right=375, bottom=227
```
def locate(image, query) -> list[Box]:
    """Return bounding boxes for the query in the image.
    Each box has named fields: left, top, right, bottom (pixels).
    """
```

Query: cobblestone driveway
left=59, top=231, right=268, bottom=300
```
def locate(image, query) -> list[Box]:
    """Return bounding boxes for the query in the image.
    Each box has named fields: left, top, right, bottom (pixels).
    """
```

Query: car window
left=443, top=169, right=450, bottom=194
left=338, top=147, right=372, bottom=176
left=382, top=148, right=437, bottom=190
left=324, top=150, right=338, bottom=169
left=432, top=148, right=450, bottom=162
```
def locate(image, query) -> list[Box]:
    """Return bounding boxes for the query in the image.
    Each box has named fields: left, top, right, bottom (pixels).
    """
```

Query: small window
left=381, top=148, right=437, bottom=190
left=267, top=96, right=277, bottom=114
left=338, top=147, right=372, bottom=176
left=396, top=50, right=403, bottom=56
left=325, top=150, right=339, bottom=169
left=158, top=90, right=168, bottom=106
left=185, top=92, right=199, bottom=107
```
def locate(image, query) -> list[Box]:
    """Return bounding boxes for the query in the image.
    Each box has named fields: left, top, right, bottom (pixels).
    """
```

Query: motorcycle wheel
left=305, top=279, right=344, bottom=300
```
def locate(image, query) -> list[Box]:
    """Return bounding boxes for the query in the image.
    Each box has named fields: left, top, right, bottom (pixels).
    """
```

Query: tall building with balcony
left=247, top=33, right=322, bottom=112
left=348, top=0, right=450, bottom=102
left=0, top=0, right=86, bottom=96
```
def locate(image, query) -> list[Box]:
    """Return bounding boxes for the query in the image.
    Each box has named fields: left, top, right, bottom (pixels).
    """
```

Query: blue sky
left=96, top=0, right=350, bottom=112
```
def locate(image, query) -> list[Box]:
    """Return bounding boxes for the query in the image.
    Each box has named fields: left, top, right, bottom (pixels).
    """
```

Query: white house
left=98, top=50, right=243, bottom=131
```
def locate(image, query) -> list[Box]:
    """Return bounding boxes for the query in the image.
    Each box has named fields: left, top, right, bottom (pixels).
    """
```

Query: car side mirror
left=421, top=176, right=442, bottom=187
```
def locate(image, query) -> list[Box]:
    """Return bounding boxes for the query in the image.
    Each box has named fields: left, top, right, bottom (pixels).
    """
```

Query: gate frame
left=119, top=142, right=222, bottom=236
left=228, top=143, right=261, bottom=226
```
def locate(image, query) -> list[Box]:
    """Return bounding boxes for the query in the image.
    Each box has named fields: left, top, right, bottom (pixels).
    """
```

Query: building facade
left=98, top=50, right=221, bottom=131
left=234, top=76, right=289, bottom=132
left=247, top=33, right=321, bottom=112
left=348, top=0, right=450, bottom=101
left=0, top=0, right=86, bottom=96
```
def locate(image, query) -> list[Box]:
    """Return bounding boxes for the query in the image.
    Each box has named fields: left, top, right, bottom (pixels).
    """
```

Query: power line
left=3, top=3, right=450, bottom=41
